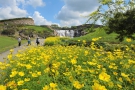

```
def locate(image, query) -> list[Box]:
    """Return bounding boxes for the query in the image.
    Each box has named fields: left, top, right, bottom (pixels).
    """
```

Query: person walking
left=18, top=37, right=21, bottom=46
left=27, top=36, right=31, bottom=46
left=36, top=37, right=40, bottom=46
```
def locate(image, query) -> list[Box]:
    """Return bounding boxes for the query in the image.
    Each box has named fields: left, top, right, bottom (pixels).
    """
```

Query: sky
left=0, top=0, right=100, bottom=27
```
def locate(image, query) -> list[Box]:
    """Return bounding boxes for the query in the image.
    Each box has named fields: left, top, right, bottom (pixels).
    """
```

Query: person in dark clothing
left=36, top=37, right=40, bottom=46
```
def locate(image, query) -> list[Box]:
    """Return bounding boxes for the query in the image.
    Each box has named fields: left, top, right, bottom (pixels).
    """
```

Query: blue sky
left=0, top=0, right=100, bottom=26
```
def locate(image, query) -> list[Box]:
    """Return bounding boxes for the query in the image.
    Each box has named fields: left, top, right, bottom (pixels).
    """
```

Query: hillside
left=0, top=24, right=54, bottom=39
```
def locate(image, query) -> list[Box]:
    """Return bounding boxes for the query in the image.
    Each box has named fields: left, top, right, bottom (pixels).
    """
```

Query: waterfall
left=55, top=30, right=75, bottom=38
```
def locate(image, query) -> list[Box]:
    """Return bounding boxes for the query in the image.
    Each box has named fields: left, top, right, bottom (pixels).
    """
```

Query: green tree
left=107, top=9, right=135, bottom=41
left=87, top=0, right=135, bottom=41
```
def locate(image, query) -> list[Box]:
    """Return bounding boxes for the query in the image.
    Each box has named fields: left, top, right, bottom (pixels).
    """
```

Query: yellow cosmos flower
left=117, top=84, right=122, bottom=88
left=73, top=81, right=84, bottom=89
left=126, top=38, right=131, bottom=42
left=6, top=81, right=16, bottom=88
left=92, top=83, right=107, bottom=90
left=128, top=59, right=135, bottom=64
left=49, top=83, right=57, bottom=88
left=42, top=85, right=49, bottom=90
left=44, top=67, right=50, bottom=73
left=37, top=71, right=41, bottom=76
left=25, top=64, right=32, bottom=69
left=108, top=81, right=114, bottom=88
left=87, top=61, right=96, bottom=65
left=24, top=78, right=30, bottom=82
left=18, top=71, right=25, bottom=77
left=17, top=80, right=24, bottom=86
left=9, top=49, right=14, bottom=52
left=69, top=76, right=74, bottom=82
left=99, top=72, right=110, bottom=82
left=121, top=73, right=129, bottom=78
left=71, top=59, right=77, bottom=64
left=113, top=72, right=118, bottom=76
left=0, top=85, right=6, bottom=90
left=7, top=54, right=12, bottom=60
left=32, top=73, right=38, bottom=77
left=85, top=50, right=89, bottom=56
left=10, top=71, right=18, bottom=77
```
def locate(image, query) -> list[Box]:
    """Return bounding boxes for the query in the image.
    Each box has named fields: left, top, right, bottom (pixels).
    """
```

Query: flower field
left=0, top=37, right=135, bottom=90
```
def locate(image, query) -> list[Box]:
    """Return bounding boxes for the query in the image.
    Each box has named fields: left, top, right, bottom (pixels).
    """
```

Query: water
left=54, top=30, right=75, bottom=38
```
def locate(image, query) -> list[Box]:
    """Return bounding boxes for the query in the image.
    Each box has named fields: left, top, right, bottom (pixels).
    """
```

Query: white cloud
left=26, top=0, right=45, bottom=8
left=56, top=0, right=99, bottom=26
left=32, top=11, right=52, bottom=25
left=0, top=0, right=16, bottom=7
left=0, top=0, right=27, bottom=20
left=0, top=0, right=45, bottom=20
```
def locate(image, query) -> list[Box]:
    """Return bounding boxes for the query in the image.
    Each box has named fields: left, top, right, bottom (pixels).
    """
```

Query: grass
left=25, top=25, right=53, bottom=32
left=0, top=36, right=26, bottom=53
left=68, top=28, right=135, bottom=45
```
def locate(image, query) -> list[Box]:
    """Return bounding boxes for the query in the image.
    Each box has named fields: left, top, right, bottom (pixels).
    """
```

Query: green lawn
left=70, top=28, right=135, bottom=44
left=0, top=36, right=26, bottom=53
left=25, top=25, right=53, bottom=32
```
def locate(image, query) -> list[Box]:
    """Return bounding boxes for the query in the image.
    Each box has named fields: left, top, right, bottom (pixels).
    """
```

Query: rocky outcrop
left=0, top=17, right=34, bottom=25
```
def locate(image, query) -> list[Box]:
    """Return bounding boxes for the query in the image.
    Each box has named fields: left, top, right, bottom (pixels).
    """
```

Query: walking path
left=0, top=39, right=45, bottom=62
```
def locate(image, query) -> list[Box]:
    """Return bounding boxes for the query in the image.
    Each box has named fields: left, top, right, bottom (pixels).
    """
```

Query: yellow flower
left=117, top=84, right=122, bottom=88
left=7, top=54, right=12, bottom=60
left=18, top=71, right=25, bottom=77
left=0, top=85, right=6, bottom=90
left=121, top=73, right=129, bottom=78
left=10, top=49, right=14, bottom=53
left=42, top=85, right=49, bottom=90
left=6, top=81, right=16, bottom=89
left=32, top=73, right=38, bottom=77
left=113, top=72, right=118, bottom=76
left=87, top=61, right=96, bottom=65
left=119, top=77, right=123, bottom=82
left=25, top=64, right=32, bottom=69
left=17, top=80, right=24, bottom=86
left=37, top=71, right=41, bottom=76
left=126, top=38, right=131, bottom=42
left=24, top=78, right=30, bottom=82
left=44, top=67, right=50, bottom=73
left=92, top=83, right=107, bottom=90
left=10, top=71, right=18, bottom=77
left=108, top=81, right=114, bottom=88
left=85, top=50, right=89, bottom=56
left=73, top=81, right=84, bottom=89
left=99, top=72, right=110, bottom=82
left=49, top=83, right=57, bottom=88
left=69, top=76, right=74, bottom=82
left=71, top=59, right=77, bottom=64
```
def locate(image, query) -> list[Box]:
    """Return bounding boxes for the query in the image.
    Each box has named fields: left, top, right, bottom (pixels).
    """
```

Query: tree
left=87, top=0, right=135, bottom=41
left=107, top=9, right=135, bottom=41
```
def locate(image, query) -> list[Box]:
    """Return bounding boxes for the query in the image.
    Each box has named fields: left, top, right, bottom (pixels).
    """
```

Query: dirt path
left=0, top=39, right=45, bottom=62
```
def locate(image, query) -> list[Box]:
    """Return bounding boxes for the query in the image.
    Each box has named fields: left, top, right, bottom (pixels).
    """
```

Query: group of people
left=18, top=36, right=40, bottom=46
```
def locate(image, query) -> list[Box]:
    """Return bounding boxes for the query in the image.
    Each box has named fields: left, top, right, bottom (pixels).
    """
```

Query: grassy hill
left=0, top=35, right=27, bottom=53
left=68, top=27, right=135, bottom=44
left=17, top=25, right=54, bottom=38
left=0, top=25, right=54, bottom=53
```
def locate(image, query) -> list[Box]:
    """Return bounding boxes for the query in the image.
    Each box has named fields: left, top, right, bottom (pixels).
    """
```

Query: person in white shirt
left=18, top=37, right=21, bottom=46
